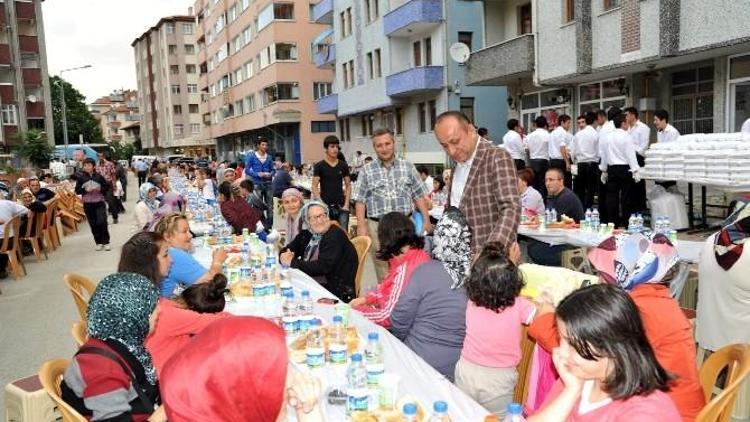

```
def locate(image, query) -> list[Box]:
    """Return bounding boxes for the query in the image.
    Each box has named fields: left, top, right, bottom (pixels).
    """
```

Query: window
left=274, top=3, right=294, bottom=19
left=374, top=49, right=381, bottom=78
left=191, top=123, right=201, bottom=134
left=168, top=44, right=177, bottom=55
left=263, top=85, right=278, bottom=105
left=171, top=84, right=181, bottom=94
left=313, top=82, right=333, bottom=100
left=429, top=100, right=437, bottom=130
left=1, top=104, right=17, bottom=125
left=347, top=60, right=354, bottom=88
left=578, top=78, right=626, bottom=115
left=519, top=3, right=532, bottom=35
left=342, top=63, right=349, bottom=89
left=234, top=99, right=244, bottom=115
left=365, top=0, right=379, bottom=23
left=244, top=60, right=254, bottom=79
left=166, top=22, right=175, bottom=34
left=312, top=121, right=336, bottom=133
left=340, top=12, right=346, bottom=38
left=278, top=82, right=300, bottom=100
left=234, top=68, right=243, bottom=85
left=242, top=26, right=252, bottom=46
left=367, top=52, right=373, bottom=79
left=424, top=37, right=432, bottom=66
left=189, top=104, right=199, bottom=113
left=339, top=117, right=351, bottom=142
left=340, top=8, right=352, bottom=38
left=245, top=94, right=256, bottom=112
left=185, top=44, right=195, bottom=55
left=173, top=105, right=183, bottom=114
left=186, top=64, right=196, bottom=74
left=275, top=43, right=298, bottom=61
left=671, top=66, right=714, bottom=135
left=413, top=41, right=422, bottom=67
left=182, top=23, right=193, bottom=34
left=187, top=84, right=198, bottom=93
left=459, top=97, right=474, bottom=124
left=418, top=102, right=427, bottom=133
left=231, top=35, right=243, bottom=54
left=458, top=32, right=473, bottom=51
left=603, top=0, right=621, bottom=11
left=564, top=0, right=575, bottom=22
left=170, top=65, right=179, bottom=75
left=361, top=114, right=373, bottom=136
left=227, top=4, right=237, bottom=22
left=240, top=0, right=250, bottom=11
left=174, top=124, right=183, bottom=136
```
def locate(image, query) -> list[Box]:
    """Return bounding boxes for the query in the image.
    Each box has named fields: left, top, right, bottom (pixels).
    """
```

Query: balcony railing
left=18, top=35, right=39, bottom=53
left=314, top=44, right=335, bottom=68
left=15, top=2, right=36, bottom=20
left=25, top=101, right=44, bottom=118
left=384, top=0, right=442, bottom=37
left=386, top=66, right=444, bottom=97
left=316, top=93, right=338, bottom=114
left=22, top=68, right=41, bottom=85
left=465, top=34, right=535, bottom=86
left=312, top=0, right=333, bottom=24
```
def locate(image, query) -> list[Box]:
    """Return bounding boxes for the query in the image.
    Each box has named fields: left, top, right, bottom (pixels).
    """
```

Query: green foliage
left=14, top=129, right=53, bottom=168
left=110, top=139, right=136, bottom=161
left=50, top=76, right=103, bottom=145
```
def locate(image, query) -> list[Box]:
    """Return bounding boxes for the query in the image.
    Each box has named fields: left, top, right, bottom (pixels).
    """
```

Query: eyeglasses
left=308, top=213, right=328, bottom=222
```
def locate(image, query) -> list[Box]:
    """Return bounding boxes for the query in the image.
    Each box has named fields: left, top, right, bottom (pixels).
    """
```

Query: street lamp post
left=57, top=64, right=91, bottom=162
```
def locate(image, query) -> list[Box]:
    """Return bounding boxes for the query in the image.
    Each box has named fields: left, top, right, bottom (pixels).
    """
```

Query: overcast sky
left=43, top=0, right=193, bottom=103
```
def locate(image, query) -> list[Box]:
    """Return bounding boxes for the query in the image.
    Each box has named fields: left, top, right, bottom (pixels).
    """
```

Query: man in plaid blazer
left=434, top=111, right=520, bottom=255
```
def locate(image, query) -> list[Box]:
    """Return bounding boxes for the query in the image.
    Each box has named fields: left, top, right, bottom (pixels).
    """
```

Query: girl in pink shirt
left=529, top=284, right=680, bottom=422
left=455, top=243, right=535, bottom=418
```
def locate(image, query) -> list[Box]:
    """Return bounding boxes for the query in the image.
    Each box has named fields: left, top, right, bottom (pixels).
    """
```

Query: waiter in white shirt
left=526, top=115, right=551, bottom=198
left=600, top=112, right=641, bottom=227
left=654, top=109, right=680, bottom=189
left=625, top=106, right=650, bottom=213
left=502, top=119, right=526, bottom=170
left=569, top=111, right=600, bottom=210
left=596, top=107, right=620, bottom=223
left=549, top=115, right=573, bottom=188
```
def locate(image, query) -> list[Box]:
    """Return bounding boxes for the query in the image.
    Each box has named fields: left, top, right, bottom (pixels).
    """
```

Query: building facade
left=193, top=0, right=335, bottom=164
left=466, top=0, right=750, bottom=136
left=89, top=89, right=141, bottom=145
left=312, top=0, right=507, bottom=165
left=132, top=14, right=215, bottom=157
left=0, top=0, right=54, bottom=147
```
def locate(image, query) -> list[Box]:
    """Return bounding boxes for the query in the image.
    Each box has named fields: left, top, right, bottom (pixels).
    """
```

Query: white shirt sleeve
left=742, top=118, right=750, bottom=134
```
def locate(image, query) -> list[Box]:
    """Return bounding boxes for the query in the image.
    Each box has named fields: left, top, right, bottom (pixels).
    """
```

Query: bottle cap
left=351, top=353, right=362, bottom=362
left=433, top=401, right=447, bottom=413
left=368, top=332, right=379, bottom=341
left=507, top=402, right=522, bottom=415
left=302, top=290, right=310, bottom=297
left=403, top=403, right=417, bottom=415
left=333, top=315, right=343, bottom=323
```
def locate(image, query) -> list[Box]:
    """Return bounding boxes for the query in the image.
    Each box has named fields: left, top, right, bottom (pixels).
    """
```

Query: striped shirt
left=352, top=157, right=428, bottom=219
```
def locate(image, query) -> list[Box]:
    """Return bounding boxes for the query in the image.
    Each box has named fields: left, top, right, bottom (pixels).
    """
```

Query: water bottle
left=429, top=401, right=451, bottom=421
left=628, top=214, right=636, bottom=233
left=591, top=207, right=600, bottom=229
left=281, top=291, right=299, bottom=336
left=502, top=402, right=525, bottom=422
left=305, top=319, right=325, bottom=369
left=241, top=241, right=250, bottom=265
left=550, top=208, right=557, bottom=223
left=328, top=315, right=348, bottom=365
left=544, top=209, right=551, bottom=225
left=265, top=244, right=276, bottom=268
left=403, top=403, right=419, bottom=422
left=365, top=332, right=384, bottom=387
left=584, top=208, right=592, bottom=231
left=636, top=213, right=644, bottom=233
left=664, top=217, right=671, bottom=233
left=654, top=216, right=663, bottom=234
left=346, top=353, right=369, bottom=414
left=300, top=290, right=314, bottom=316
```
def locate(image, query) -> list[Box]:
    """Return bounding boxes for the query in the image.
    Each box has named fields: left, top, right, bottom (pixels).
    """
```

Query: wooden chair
left=350, top=236, right=372, bottom=297
left=71, top=321, right=87, bottom=347
left=513, top=326, right=537, bottom=404
left=64, top=273, right=96, bottom=321
left=697, top=344, right=750, bottom=422
left=0, top=216, right=26, bottom=278
left=37, top=359, right=87, bottom=422
left=20, top=211, right=48, bottom=262
left=42, top=199, right=61, bottom=250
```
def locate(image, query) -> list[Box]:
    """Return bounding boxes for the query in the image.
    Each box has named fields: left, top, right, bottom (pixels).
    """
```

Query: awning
left=312, top=28, right=334, bottom=46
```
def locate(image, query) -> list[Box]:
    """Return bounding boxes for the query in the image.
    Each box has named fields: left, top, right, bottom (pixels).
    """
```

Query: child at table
left=455, top=242, right=535, bottom=419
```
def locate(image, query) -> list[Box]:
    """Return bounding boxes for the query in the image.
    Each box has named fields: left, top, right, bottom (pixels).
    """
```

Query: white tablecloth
left=518, top=227, right=703, bottom=263
left=192, top=247, right=489, bottom=421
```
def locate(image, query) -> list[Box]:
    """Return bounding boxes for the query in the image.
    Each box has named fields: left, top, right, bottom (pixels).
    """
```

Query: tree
left=14, top=129, right=53, bottom=168
left=50, top=76, right=103, bottom=145
left=110, top=139, right=136, bottom=161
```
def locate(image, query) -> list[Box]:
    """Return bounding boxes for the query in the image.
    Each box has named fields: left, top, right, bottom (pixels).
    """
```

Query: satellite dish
left=449, top=42, right=471, bottom=64
left=27, top=94, right=37, bottom=103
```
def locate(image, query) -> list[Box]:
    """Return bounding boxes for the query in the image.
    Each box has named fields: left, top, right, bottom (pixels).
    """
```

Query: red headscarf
left=161, top=317, right=288, bottom=422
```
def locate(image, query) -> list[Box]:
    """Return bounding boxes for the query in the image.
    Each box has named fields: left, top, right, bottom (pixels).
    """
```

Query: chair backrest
left=71, top=321, right=87, bottom=347
left=0, top=215, right=22, bottom=253
left=513, top=326, right=537, bottom=404
left=38, top=359, right=88, bottom=422
left=697, top=344, right=750, bottom=422
left=43, top=199, right=58, bottom=230
left=22, top=211, right=46, bottom=239
left=64, top=273, right=96, bottom=321
left=350, top=236, right=372, bottom=297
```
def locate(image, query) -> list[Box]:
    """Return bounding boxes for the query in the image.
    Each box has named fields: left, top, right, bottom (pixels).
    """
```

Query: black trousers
left=574, top=162, right=599, bottom=211
left=513, top=159, right=526, bottom=171
left=257, top=182, right=274, bottom=225
left=105, top=191, right=120, bottom=220
left=137, top=171, right=147, bottom=187
left=0, top=236, right=13, bottom=272
left=529, top=159, right=549, bottom=198
left=631, top=154, right=646, bottom=213
left=605, top=165, right=635, bottom=228
left=84, top=202, right=110, bottom=245
left=549, top=158, right=572, bottom=189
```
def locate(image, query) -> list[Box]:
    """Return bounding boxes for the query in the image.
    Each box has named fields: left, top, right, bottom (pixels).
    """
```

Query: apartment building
left=466, top=0, right=750, bottom=136
left=132, top=14, right=215, bottom=157
left=0, top=0, right=54, bottom=147
left=89, top=89, right=141, bottom=145
left=312, top=0, right=506, bottom=165
left=194, top=0, right=335, bottom=164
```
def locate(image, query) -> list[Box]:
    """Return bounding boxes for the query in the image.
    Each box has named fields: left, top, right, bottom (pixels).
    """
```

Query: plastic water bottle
left=346, top=353, right=369, bottom=414
left=584, top=208, right=592, bottom=231
left=628, top=214, right=636, bottom=233
left=328, top=315, right=348, bottom=365
left=300, top=290, right=314, bottom=316
left=636, top=213, right=644, bottom=232
left=429, top=401, right=451, bottom=421
left=364, top=332, right=384, bottom=387
left=403, top=403, right=419, bottom=421
left=265, top=244, right=275, bottom=267
left=550, top=208, right=557, bottom=223
left=654, top=216, right=663, bottom=233
left=544, top=209, right=551, bottom=225
left=305, top=319, right=325, bottom=369
left=241, top=241, right=250, bottom=265
left=281, top=291, right=298, bottom=336
left=591, top=207, right=600, bottom=229
left=664, top=217, right=672, bottom=232
left=503, top=403, right=525, bottom=421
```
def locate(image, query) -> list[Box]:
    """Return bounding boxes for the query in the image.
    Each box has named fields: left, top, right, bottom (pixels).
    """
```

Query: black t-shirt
left=35, top=187, right=55, bottom=202
left=547, top=187, right=585, bottom=222
left=313, top=159, right=349, bottom=206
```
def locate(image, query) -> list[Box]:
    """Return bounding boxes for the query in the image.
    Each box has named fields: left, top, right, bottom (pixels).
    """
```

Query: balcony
left=25, top=101, right=44, bottom=118
left=15, top=2, right=36, bottom=20
left=0, top=45, right=10, bottom=65
left=465, top=34, right=535, bottom=86
left=0, top=85, right=15, bottom=104
left=22, top=68, right=41, bottom=85
left=312, top=0, right=333, bottom=24
left=384, top=0, right=442, bottom=38
left=17, top=35, right=38, bottom=53
left=316, top=93, right=338, bottom=114
left=314, top=44, right=335, bottom=68
left=386, top=66, right=444, bottom=97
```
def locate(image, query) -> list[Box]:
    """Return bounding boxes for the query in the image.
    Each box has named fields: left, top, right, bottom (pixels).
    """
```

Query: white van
left=130, top=155, right=157, bottom=168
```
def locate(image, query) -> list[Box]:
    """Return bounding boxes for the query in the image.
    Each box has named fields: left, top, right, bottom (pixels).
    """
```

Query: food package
left=288, top=326, right=360, bottom=363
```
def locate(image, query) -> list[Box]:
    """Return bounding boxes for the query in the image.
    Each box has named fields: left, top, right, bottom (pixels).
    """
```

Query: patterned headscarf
left=300, top=200, right=329, bottom=261
left=714, top=201, right=750, bottom=271
left=587, top=233, right=679, bottom=291
left=139, top=182, right=159, bottom=212
left=87, top=272, right=159, bottom=384
left=433, top=206, right=472, bottom=289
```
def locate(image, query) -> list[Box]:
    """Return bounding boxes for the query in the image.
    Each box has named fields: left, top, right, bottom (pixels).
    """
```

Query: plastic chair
left=513, top=326, right=537, bottom=404
left=37, top=359, right=88, bottom=422
left=697, top=344, right=750, bottom=422
left=64, top=273, right=96, bottom=321
left=20, top=211, right=48, bottom=262
left=71, top=321, right=87, bottom=347
left=350, top=236, right=372, bottom=297
left=0, top=216, right=26, bottom=278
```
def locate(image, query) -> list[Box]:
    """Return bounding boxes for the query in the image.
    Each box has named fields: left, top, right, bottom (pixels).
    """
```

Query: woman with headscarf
left=134, top=182, right=160, bottom=231
left=280, top=187, right=304, bottom=243
left=60, top=272, right=165, bottom=421
left=390, top=206, right=470, bottom=381
left=160, top=317, right=324, bottom=422
left=528, top=233, right=705, bottom=421
left=218, top=181, right=262, bottom=235
left=279, top=200, right=358, bottom=302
